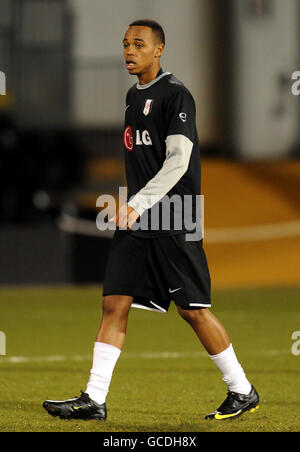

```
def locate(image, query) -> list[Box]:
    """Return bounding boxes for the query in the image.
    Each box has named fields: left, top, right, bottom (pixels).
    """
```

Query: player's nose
left=125, top=45, right=135, bottom=56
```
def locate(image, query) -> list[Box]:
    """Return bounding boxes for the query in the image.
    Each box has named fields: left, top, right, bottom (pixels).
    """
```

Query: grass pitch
left=0, top=285, right=299, bottom=432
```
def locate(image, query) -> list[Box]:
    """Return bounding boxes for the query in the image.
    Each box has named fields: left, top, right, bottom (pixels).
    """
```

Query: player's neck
left=137, top=66, right=162, bottom=86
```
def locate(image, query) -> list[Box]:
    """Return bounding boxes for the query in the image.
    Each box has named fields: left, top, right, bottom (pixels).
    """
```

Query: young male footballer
left=43, top=19, right=259, bottom=422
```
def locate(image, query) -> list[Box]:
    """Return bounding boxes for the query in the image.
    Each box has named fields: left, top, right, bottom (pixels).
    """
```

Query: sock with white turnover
left=209, top=344, right=252, bottom=395
left=86, top=342, right=121, bottom=405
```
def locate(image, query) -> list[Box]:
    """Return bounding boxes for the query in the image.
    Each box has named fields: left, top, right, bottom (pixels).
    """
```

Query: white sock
left=86, top=342, right=121, bottom=405
left=209, top=344, right=252, bottom=395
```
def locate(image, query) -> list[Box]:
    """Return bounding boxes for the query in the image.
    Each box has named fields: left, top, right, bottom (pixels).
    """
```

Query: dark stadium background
left=1, top=0, right=299, bottom=287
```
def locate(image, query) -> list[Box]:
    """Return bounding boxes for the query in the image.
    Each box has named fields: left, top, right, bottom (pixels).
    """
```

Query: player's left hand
left=109, top=204, right=140, bottom=230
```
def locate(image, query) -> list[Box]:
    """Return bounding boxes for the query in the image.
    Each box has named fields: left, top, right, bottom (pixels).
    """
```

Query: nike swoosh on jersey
left=169, top=288, right=182, bottom=293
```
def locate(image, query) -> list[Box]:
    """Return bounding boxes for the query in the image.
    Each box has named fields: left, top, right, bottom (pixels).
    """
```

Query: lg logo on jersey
left=124, top=126, right=152, bottom=151
left=136, top=129, right=152, bottom=146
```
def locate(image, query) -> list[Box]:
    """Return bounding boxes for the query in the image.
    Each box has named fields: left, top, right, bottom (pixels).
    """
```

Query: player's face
left=123, top=26, right=164, bottom=76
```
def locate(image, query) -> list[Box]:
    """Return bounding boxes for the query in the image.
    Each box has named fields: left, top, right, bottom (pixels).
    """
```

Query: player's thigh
left=153, top=234, right=211, bottom=309
left=103, top=229, right=147, bottom=298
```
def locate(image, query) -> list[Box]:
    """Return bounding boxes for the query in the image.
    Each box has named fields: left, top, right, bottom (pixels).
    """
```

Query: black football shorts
left=102, top=229, right=211, bottom=313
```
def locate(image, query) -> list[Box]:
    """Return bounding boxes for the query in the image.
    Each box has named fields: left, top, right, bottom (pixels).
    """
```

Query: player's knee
left=102, top=295, right=133, bottom=316
left=177, top=306, right=208, bottom=323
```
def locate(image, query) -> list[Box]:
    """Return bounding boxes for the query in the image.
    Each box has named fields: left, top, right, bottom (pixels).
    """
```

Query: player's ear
left=155, top=43, right=164, bottom=58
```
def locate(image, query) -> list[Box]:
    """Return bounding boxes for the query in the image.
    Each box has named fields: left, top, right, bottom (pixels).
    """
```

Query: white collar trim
left=136, top=72, right=171, bottom=90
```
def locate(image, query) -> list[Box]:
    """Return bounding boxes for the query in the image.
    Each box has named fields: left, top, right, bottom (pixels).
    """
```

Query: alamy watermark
left=291, top=71, right=300, bottom=96
left=291, top=331, right=300, bottom=356
left=0, top=331, right=6, bottom=356
left=96, top=187, right=204, bottom=241
left=0, top=71, right=6, bottom=95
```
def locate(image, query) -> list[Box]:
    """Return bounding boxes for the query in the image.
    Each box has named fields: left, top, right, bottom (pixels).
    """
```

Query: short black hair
left=129, top=19, right=165, bottom=45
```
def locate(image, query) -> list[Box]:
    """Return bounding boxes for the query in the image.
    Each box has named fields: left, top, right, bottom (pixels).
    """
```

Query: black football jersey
left=123, top=70, right=202, bottom=238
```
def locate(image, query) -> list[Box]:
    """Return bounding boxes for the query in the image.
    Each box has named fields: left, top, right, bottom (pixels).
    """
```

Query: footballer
left=43, top=19, right=259, bottom=422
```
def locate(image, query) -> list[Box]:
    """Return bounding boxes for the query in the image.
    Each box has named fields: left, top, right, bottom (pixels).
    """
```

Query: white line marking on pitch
left=0, top=349, right=289, bottom=364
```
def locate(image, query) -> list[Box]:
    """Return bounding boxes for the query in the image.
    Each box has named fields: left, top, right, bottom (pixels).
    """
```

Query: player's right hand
left=109, top=204, right=140, bottom=230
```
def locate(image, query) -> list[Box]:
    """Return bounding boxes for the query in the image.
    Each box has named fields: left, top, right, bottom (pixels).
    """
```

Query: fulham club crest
left=143, top=99, right=153, bottom=116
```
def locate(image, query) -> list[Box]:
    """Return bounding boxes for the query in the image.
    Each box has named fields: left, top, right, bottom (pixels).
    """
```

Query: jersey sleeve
left=165, top=89, right=196, bottom=141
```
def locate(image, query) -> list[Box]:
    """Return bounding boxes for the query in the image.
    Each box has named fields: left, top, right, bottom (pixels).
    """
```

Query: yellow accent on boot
left=214, top=410, right=242, bottom=420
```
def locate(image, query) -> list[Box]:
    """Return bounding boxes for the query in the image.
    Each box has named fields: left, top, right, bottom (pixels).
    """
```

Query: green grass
left=0, top=286, right=299, bottom=432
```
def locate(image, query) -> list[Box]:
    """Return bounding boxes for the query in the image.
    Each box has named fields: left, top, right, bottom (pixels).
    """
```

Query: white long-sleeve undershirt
left=127, top=134, right=193, bottom=217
